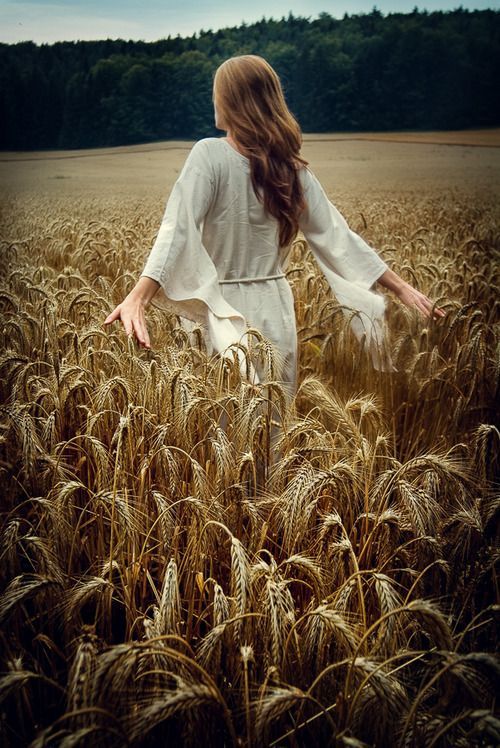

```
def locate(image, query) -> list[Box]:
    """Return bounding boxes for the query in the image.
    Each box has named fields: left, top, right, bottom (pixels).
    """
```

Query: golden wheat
left=0, top=190, right=498, bottom=746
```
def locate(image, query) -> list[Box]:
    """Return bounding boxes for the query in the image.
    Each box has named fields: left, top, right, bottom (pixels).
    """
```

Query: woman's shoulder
left=178, top=138, right=227, bottom=184
left=298, top=164, right=321, bottom=192
left=190, top=137, right=228, bottom=158
left=184, top=137, right=232, bottom=172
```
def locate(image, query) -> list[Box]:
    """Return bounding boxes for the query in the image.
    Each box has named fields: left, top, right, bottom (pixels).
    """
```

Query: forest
left=0, top=8, right=499, bottom=150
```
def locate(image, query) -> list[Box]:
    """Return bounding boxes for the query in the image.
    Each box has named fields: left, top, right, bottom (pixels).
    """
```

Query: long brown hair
left=213, top=55, right=308, bottom=248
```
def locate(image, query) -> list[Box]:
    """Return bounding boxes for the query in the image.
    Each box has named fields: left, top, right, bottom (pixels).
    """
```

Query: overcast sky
left=1, top=0, right=498, bottom=45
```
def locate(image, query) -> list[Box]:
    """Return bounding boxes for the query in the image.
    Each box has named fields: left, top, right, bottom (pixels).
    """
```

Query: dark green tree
left=1, top=9, right=499, bottom=149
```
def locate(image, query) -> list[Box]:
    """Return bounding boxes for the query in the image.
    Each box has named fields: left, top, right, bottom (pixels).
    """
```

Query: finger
left=132, top=317, right=150, bottom=348
left=418, top=297, right=446, bottom=320
left=421, top=296, right=446, bottom=319
left=104, top=307, right=121, bottom=325
left=122, top=318, right=134, bottom=337
left=134, top=315, right=151, bottom=348
left=142, top=324, right=151, bottom=349
left=418, top=295, right=437, bottom=317
left=418, top=295, right=433, bottom=310
left=413, top=298, right=430, bottom=317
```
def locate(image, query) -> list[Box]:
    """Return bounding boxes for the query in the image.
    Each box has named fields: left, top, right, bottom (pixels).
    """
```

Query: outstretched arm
left=298, top=168, right=445, bottom=323
left=103, top=139, right=214, bottom=350
left=376, top=268, right=445, bottom=319
left=103, top=140, right=251, bottom=377
left=103, top=276, right=160, bottom=348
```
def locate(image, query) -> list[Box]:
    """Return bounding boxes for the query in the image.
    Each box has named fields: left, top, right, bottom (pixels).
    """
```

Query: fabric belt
left=218, top=273, right=285, bottom=285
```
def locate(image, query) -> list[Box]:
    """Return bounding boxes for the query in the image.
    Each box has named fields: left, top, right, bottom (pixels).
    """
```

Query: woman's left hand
left=396, top=281, right=446, bottom=319
left=376, top=269, right=445, bottom=319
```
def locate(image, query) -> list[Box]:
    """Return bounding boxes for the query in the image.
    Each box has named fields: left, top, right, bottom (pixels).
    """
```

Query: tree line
left=0, top=8, right=499, bottom=150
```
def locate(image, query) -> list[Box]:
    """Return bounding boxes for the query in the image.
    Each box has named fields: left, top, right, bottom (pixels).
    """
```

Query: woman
left=104, top=55, right=443, bottom=393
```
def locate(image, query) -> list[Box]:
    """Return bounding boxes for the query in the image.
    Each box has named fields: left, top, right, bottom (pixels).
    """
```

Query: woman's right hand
left=103, top=277, right=160, bottom=348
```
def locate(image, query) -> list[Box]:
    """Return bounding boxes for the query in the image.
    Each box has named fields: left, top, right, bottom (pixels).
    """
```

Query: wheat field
left=0, top=135, right=499, bottom=746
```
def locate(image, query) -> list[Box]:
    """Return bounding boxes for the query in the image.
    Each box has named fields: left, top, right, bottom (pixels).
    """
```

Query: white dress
left=141, top=137, right=389, bottom=392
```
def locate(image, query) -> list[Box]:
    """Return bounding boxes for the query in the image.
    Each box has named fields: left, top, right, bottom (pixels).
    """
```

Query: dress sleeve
left=298, top=167, right=390, bottom=367
left=140, top=140, right=256, bottom=379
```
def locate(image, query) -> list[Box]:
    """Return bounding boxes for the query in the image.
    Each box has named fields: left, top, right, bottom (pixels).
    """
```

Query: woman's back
left=190, top=137, right=288, bottom=280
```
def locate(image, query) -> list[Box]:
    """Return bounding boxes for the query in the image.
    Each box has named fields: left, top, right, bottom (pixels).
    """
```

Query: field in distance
left=1, top=128, right=499, bottom=200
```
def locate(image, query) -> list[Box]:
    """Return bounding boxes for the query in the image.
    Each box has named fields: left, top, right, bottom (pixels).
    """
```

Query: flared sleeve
left=299, top=167, right=390, bottom=368
left=140, top=140, right=255, bottom=377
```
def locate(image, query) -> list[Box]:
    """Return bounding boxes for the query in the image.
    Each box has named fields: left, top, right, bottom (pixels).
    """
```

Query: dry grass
left=0, top=137, right=499, bottom=746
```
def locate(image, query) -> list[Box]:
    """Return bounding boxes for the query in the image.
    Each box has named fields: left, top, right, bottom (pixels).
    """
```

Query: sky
left=0, top=0, right=498, bottom=45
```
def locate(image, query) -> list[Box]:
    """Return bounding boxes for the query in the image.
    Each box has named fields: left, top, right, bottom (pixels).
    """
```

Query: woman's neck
left=226, top=132, right=237, bottom=147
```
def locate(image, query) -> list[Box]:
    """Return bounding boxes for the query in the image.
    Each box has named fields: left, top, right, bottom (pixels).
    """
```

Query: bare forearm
left=375, top=268, right=408, bottom=294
